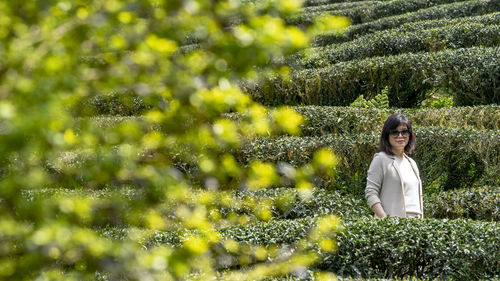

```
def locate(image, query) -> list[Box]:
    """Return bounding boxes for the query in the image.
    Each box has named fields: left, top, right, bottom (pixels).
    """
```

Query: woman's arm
left=365, top=154, right=387, bottom=218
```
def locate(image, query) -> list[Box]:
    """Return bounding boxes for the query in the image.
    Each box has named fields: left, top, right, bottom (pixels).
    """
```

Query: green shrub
left=28, top=185, right=499, bottom=223
left=322, top=218, right=500, bottom=280
left=302, top=1, right=380, bottom=14
left=313, top=0, right=500, bottom=45
left=234, top=188, right=371, bottom=219
left=409, top=106, right=500, bottom=130
left=248, top=47, right=500, bottom=107
left=304, top=0, right=390, bottom=8
left=82, top=105, right=500, bottom=134
left=230, top=186, right=500, bottom=221
left=291, top=106, right=388, bottom=135
left=424, top=186, right=500, bottom=221
left=302, top=23, right=500, bottom=67
left=388, top=11, right=500, bottom=37
left=237, top=128, right=500, bottom=194
left=291, top=105, right=500, bottom=135
left=288, top=0, right=461, bottom=26
left=214, top=218, right=500, bottom=280
left=73, top=91, right=155, bottom=116
left=271, top=276, right=427, bottom=281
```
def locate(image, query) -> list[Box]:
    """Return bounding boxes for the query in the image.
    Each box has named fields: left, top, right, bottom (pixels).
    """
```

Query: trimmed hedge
left=304, top=0, right=390, bottom=8
left=303, top=23, right=500, bottom=67
left=73, top=91, right=154, bottom=116
left=248, top=47, right=500, bottom=107
left=234, top=188, right=371, bottom=219
left=237, top=127, right=500, bottom=194
left=424, top=186, right=500, bottom=221
left=322, top=218, right=500, bottom=279
left=268, top=273, right=430, bottom=280
left=292, top=105, right=500, bottom=135
left=55, top=126, right=499, bottom=195
left=383, top=11, right=500, bottom=36
left=113, top=218, right=499, bottom=279
left=26, top=184, right=500, bottom=222
left=222, top=218, right=500, bottom=280
left=301, top=1, right=380, bottom=14
left=234, top=186, right=500, bottom=221
left=313, top=0, right=500, bottom=45
left=88, top=105, right=500, bottom=133
left=288, top=0, right=462, bottom=26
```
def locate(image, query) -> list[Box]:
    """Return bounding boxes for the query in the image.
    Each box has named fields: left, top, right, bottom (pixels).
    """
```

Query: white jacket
left=365, top=151, right=424, bottom=218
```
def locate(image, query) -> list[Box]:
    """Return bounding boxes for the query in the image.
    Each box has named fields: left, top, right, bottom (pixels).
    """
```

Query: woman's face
left=388, top=124, right=410, bottom=152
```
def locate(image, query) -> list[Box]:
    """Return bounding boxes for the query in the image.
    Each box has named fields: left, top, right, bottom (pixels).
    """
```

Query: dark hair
left=379, top=114, right=416, bottom=155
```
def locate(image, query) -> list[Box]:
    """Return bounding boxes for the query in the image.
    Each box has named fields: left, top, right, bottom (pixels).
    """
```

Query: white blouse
left=395, top=157, right=422, bottom=214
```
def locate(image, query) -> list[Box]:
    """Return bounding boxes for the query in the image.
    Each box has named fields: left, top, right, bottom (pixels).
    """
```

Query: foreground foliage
left=0, top=0, right=346, bottom=279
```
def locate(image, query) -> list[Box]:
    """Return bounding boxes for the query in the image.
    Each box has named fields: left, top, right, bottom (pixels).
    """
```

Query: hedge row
left=247, top=47, right=500, bottom=107
left=26, top=184, right=500, bottom=222
left=380, top=11, right=500, bottom=38
left=73, top=91, right=154, bottom=116
left=424, top=186, right=500, bottom=221
left=233, top=188, right=371, bottom=220
left=302, top=23, right=500, bottom=68
left=270, top=275, right=427, bottom=281
left=291, top=105, right=500, bottom=135
left=54, top=127, right=499, bottom=194
left=105, top=218, right=499, bottom=279
left=301, top=1, right=380, bottom=14
left=221, top=218, right=500, bottom=280
left=234, top=186, right=500, bottom=221
left=313, top=0, right=500, bottom=45
left=288, top=0, right=461, bottom=26
left=304, top=0, right=389, bottom=8
left=237, top=127, right=500, bottom=194
left=83, top=105, right=500, bottom=133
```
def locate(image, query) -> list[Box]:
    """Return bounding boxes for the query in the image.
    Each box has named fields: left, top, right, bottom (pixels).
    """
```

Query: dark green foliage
left=313, top=0, right=500, bottom=45
left=323, top=218, right=500, bottom=280
left=74, top=92, right=154, bottom=116
left=290, top=106, right=389, bottom=135
left=248, top=47, right=500, bottom=107
left=301, top=1, right=380, bottom=14
left=288, top=0, right=461, bottom=26
left=387, top=11, right=500, bottom=38
left=29, top=185, right=499, bottom=223
left=84, top=105, right=500, bottom=133
left=304, top=0, right=391, bottom=8
left=303, top=23, right=500, bottom=67
left=237, top=128, right=500, bottom=194
left=227, top=105, right=499, bottom=135
left=424, top=186, right=500, bottom=221
left=219, top=218, right=500, bottom=280
left=232, top=186, right=500, bottom=221
left=292, top=105, right=500, bottom=135
left=234, top=188, right=372, bottom=219
left=63, top=119, right=500, bottom=195
left=222, top=218, right=314, bottom=245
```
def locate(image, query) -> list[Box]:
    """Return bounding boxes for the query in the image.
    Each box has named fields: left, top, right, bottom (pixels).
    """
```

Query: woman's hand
left=371, top=202, right=387, bottom=218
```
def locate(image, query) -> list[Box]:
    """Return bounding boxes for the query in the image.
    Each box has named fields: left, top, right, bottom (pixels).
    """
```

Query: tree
left=0, top=0, right=347, bottom=279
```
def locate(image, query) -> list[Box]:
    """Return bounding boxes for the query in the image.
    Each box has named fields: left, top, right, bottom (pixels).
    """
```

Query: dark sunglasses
left=389, top=129, right=410, bottom=137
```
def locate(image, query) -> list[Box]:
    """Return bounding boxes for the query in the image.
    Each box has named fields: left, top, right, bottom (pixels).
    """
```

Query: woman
left=365, top=114, right=423, bottom=218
